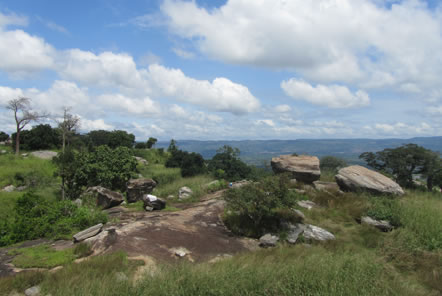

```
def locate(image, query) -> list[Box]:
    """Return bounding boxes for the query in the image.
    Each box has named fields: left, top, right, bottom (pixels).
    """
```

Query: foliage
left=139, top=164, right=181, bottom=185
left=84, top=130, right=135, bottom=149
left=208, top=145, right=252, bottom=181
left=9, top=244, right=77, bottom=268
left=365, top=197, right=401, bottom=226
left=135, top=142, right=147, bottom=149
left=133, top=148, right=169, bottom=165
left=0, top=192, right=107, bottom=246
left=0, top=131, right=9, bottom=141
left=320, top=155, right=348, bottom=172
left=360, top=144, right=441, bottom=190
left=223, top=174, right=298, bottom=237
left=11, top=124, right=60, bottom=151
left=53, top=147, right=81, bottom=199
left=146, top=137, right=157, bottom=148
left=166, top=147, right=206, bottom=177
left=73, top=146, right=137, bottom=193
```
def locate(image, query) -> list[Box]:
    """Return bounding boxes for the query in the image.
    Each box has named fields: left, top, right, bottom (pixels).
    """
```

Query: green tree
left=320, top=156, right=347, bottom=172
left=108, top=130, right=135, bottom=149
left=53, top=147, right=80, bottom=200
left=146, top=137, right=157, bottom=149
left=135, top=142, right=147, bottom=149
left=58, top=107, right=80, bottom=152
left=165, top=148, right=206, bottom=177
left=0, top=131, right=9, bottom=142
left=208, top=145, right=252, bottom=181
left=167, top=139, right=178, bottom=153
left=360, top=144, right=441, bottom=191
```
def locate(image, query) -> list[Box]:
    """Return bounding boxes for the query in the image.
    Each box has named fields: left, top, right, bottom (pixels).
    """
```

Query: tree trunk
left=427, top=175, right=433, bottom=191
left=62, top=131, right=66, bottom=153
left=15, top=128, right=20, bottom=155
left=61, top=175, right=65, bottom=200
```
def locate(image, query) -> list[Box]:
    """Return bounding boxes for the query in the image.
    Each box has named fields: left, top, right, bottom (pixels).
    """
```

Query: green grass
left=133, top=148, right=169, bottom=165
left=9, top=244, right=76, bottom=269
left=138, top=163, right=182, bottom=185
left=319, top=169, right=336, bottom=182
left=153, top=174, right=216, bottom=202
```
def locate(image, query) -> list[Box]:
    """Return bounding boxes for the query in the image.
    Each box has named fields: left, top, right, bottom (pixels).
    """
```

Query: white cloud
left=97, top=94, right=160, bottom=115
left=273, top=104, right=291, bottom=113
left=372, top=122, right=434, bottom=135
left=80, top=118, right=114, bottom=131
left=427, top=105, right=442, bottom=115
left=256, top=119, right=276, bottom=127
left=148, top=64, right=260, bottom=114
left=161, top=0, right=442, bottom=92
left=0, top=12, right=28, bottom=28
left=281, top=78, right=370, bottom=108
left=0, top=29, right=56, bottom=77
left=0, top=86, right=25, bottom=105
left=172, top=48, right=195, bottom=59
left=138, top=52, right=162, bottom=66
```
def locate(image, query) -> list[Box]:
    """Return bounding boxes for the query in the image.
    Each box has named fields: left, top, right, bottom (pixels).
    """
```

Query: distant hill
left=156, top=137, right=442, bottom=167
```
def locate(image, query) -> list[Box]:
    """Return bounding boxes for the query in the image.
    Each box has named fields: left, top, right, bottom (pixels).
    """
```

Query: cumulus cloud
left=161, top=0, right=442, bottom=91
left=281, top=78, right=370, bottom=108
left=255, top=119, right=276, bottom=127
left=427, top=105, right=442, bottom=115
left=273, top=104, right=291, bottom=113
left=368, top=122, right=434, bottom=136
left=97, top=94, right=160, bottom=115
left=0, top=12, right=28, bottom=28
left=148, top=64, right=260, bottom=114
left=79, top=118, right=114, bottom=131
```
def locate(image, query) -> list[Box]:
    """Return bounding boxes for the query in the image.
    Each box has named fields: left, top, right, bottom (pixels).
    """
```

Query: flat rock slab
left=313, top=181, right=340, bottom=192
left=73, top=223, right=103, bottom=243
left=85, top=193, right=259, bottom=263
left=259, top=234, right=279, bottom=248
left=361, top=216, right=393, bottom=232
left=271, top=155, right=320, bottom=183
left=303, top=224, right=335, bottom=241
left=30, top=150, right=58, bottom=160
left=84, top=186, right=124, bottom=209
left=335, top=165, right=404, bottom=195
left=297, top=200, right=318, bottom=210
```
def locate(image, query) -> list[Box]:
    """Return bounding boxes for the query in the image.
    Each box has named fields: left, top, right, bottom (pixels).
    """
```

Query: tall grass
left=138, top=164, right=182, bottom=185
left=154, top=175, right=215, bottom=201
left=133, top=148, right=169, bottom=165
left=0, top=247, right=420, bottom=296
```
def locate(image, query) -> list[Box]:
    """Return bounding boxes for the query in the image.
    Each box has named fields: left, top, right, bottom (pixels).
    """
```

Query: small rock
left=126, top=178, right=157, bottom=203
left=209, top=254, right=233, bottom=263
left=179, top=186, right=193, bottom=200
left=294, top=189, right=306, bottom=194
left=142, top=194, right=166, bottom=211
left=49, top=266, right=63, bottom=273
left=297, top=200, right=317, bottom=210
left=303, top=224, right=335, bottom=241
left=21, top=153, right=28, bottom=157
left=74, top=198, right=83, bottom=207
left=361, top=216, right=393, bottom=232
left=83, top=186, right=124, bottom=209
left=24, top=286, right=40, bottom=296
left=2, top=185, right=15, bottom=192
left=115, top=272, right=128, bottom=282
left=289, top=179, right=297, bottom=185
left=313, top=181, right=340, bottom=192
left=1, top=150, right=6, bottom=154
left=167, top=195, right=175, bottom=199
left=292, top=209, right=305, bottom=221
left=144, top=206, right=154, bottom=212
left=259, top=234, right=279, bottom=248
left=73, top=223, right=103, bottom=243
left=286, top=223, right=306, bottom=244
left=231, top=180, right=251, bottom=189
left=16, top=186, right=27, bottom=191
left=134, top=156, right=148, bottom=166
left=174, top=247, right=189, bottom=257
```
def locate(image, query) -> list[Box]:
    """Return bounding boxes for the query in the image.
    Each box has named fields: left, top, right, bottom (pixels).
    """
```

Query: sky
left=0, top=0, right=441, bottom=141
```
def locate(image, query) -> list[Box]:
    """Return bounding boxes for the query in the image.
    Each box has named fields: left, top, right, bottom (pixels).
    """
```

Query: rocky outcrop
left=297, top=200, right=318, bottom=210
left=73, top=223, right=103, bottom=242
left=361, top=216, right=393, bottom=232
left=303, top=224, right=335, bottom=241
left=126, top=178, right=157, bottom=203
left=134, top=156, right=148, bottom=166
left=286, top=223, right=305, bottom=244
left=142, top=194, right=166, bottom=211
left=313, top=181, right=340, bottom=192
left=335, top=165, right=404, bottom=195
left=271, top=155, right=320, bottom=183
left=84, top=186, right=124, bottom=209
left=259, top=234, right=279, bottom=247
left=30, top=150, right=58, bottom=160
left=179, top=186, right=193, bottom=200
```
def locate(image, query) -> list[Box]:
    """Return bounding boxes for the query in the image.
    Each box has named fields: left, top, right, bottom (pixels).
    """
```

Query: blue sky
left=0, top=0, right=441, bottom=140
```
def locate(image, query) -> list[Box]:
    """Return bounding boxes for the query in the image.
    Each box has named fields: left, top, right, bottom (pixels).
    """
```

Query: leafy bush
left=208, top=145, right=252, bottom=181
left=365, top=197, right=401, bottom=226
left=0, top=131, right=9, bottom=141
left=83, top=130, right=135, bottom=149
left=135, top=142, right=147, bottom=149
left=0, top=192, right=107, bottom=246
left=166, top=149, right=206, bottom=177
left=320, top=156, right=347, bottom=172
left=223, top=174, right=298, bottom=237
left=11, top=124, right=60, bottom=151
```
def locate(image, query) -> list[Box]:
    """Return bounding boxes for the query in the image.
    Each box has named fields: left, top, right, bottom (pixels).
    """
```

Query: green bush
left=208, top=145, right=252, bottom=181
left=223, top=174, right=298, bottom=237
left=0, top=192, right=107, bottom=246
left=166, top=149, right=206, bottom=177
left=365, top=197, right=401, bottom=226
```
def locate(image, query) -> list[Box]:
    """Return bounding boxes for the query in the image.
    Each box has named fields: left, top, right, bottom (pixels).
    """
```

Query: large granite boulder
left=271, top=155, right=320, bottom=183
left=73, top=223, right=103, bottom=242
left=84, top=186, right=124, bottom=209
left=126, top=178, right=157, bottom=203
left=335, top=165, right=404, bottom=196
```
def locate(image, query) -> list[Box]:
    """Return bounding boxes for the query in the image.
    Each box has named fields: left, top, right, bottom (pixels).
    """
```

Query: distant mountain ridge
left=156, top=136, right=442, bottom=166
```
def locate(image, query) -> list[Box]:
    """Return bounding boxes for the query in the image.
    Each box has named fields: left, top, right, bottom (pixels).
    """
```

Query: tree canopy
left=208, top=145, right=252, bottom=181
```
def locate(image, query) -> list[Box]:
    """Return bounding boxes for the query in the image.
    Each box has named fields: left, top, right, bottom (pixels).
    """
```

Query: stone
left=83, top=186, right=124, bottom=209
left=134, top=156, right=148, bottom=166
left=294, top=189, right=306, bottom=194
left=175, top=248, right=188, bottom=257
left=167, top=195, right=175, bottom=199
left=292, top=209, right=305, bottom=221
left=1, top=149, right=6, bottom=154
left=303, top=224, right=335, bottom=241
left=73, top=223, right=103, bottom=243
left=74, top=198, right=83, bottom=207
left=2, top=184, right=15, bottom=192
left=286, top=223, right=306, bottom=244
left=271, top=155, right=321, bottom=183
left=30, top=150, right=58, bottom=160
left=259, top=234, right=279, bottom=247
left=115, top=272, right=128, bottom=282
left=24, top=286, right=40, bottom=296
left=361, top=216, right=393, bottom=232
left=313, top=181, right=340, bottom=192
left=297, top=200, right=317, bottom=210
left=335, top=165, right=404, bottom=195
left=126, top=178, right=157, bottom=203
left=16, top=186, right=27, bottom=191
left=231, top=180, right=251, bottom=189
left=179, top=186, right=193, bottom=200
left=142, top=194, right=166, bottom=211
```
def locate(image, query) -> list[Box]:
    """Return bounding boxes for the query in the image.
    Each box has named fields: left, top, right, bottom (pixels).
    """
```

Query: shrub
left=320, top=156, right=348, bottom=172
left=223, top=174, right=297, bottom=237
left=166, top=149, right=206, bottom=177
left=0, top=192, right=107, bottom=246
left=208, top=145, right=252, bottom=181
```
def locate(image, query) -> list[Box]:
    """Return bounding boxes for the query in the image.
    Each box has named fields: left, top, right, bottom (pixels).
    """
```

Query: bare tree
left=58, top=107, right=80, bottom=152
left=6, top=97, right=48, bottom=155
